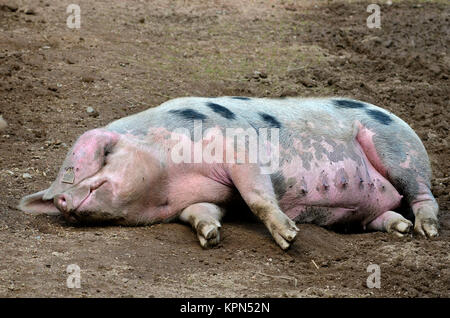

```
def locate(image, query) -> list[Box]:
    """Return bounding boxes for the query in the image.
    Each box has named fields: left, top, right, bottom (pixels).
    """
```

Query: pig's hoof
left=196, top=220, right=221, bottom=249
left=414, top=217, right=439, bottom=238
left=387, top=218, right=413, bottom=238
left=270, top=218, right=299, bottom=250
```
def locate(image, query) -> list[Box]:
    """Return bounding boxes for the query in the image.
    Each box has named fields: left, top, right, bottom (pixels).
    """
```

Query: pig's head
left=18, top=128, right=166, bottom=225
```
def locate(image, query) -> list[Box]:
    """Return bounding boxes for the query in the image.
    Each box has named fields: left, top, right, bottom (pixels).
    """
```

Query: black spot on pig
left=333, top=99, right=366, bottom=109
left=169, top=108, right=207, bottom=121
left=366, top=109, right=392, bottom=125
left=259, top=112, right=282, bottom=129
left=231, top=96, right=251, bottom=100
left=206, top=102, right=236, bottom=120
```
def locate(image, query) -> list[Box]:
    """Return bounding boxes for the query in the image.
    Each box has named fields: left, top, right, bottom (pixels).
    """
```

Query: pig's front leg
left=228, top=164, right=299, bottom=250
left=179, top=203, right=224, bottom=248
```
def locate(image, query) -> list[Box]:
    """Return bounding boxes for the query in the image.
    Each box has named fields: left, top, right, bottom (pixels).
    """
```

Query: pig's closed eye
left=103, top=148, right=112, bottom=166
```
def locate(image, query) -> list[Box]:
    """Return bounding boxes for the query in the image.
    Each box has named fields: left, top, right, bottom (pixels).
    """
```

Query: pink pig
left=19, top=97, right=439, bottom=249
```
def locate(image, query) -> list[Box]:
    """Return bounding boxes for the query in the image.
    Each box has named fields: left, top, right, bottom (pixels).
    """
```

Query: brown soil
left=0, top=0, right=448, bottom=297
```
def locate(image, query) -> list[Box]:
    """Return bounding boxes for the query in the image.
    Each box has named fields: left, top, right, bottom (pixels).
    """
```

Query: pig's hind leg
left=179, top=203, right=224, bottom=248
left=366, top=211, right=413, bottom=237
left=357, top=121, right=439, bottom=238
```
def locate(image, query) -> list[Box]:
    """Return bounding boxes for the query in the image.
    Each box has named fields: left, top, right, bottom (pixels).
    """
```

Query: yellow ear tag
left=62, top=167, right=75, bottom=184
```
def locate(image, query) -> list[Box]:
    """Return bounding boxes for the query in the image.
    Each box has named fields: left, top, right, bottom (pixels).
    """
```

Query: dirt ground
left=0, top=0, right=449, bottom=298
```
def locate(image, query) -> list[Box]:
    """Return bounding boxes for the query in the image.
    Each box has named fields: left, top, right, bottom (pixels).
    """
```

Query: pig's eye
left=103, top=149, right=112, bottom=166
left=104, top=144, right=114, bottom=157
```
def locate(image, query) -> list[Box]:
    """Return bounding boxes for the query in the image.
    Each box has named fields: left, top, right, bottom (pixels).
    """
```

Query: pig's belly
left=277, top=147, right=402, bottom=228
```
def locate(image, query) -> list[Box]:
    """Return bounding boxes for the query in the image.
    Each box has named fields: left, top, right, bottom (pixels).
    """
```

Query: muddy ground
left=0, top=0, right=448, bottom=297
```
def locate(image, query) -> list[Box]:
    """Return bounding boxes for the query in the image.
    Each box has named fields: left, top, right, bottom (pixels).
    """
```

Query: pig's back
left=106, top=96, right=387, bottom=139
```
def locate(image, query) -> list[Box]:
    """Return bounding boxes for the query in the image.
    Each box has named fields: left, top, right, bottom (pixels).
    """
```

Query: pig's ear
left=17, top=190, right=60, bottom=215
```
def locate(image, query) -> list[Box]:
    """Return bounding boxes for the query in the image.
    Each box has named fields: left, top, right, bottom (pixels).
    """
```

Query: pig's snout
left=56, top=195, right=67, bottom=211
left=54, top=194, right=79, bottom=223
left=54, top=194, right=71, bottom=214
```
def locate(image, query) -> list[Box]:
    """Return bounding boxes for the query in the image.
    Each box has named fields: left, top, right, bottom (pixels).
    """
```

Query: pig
left=18, top=97, right=439, bottom=250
